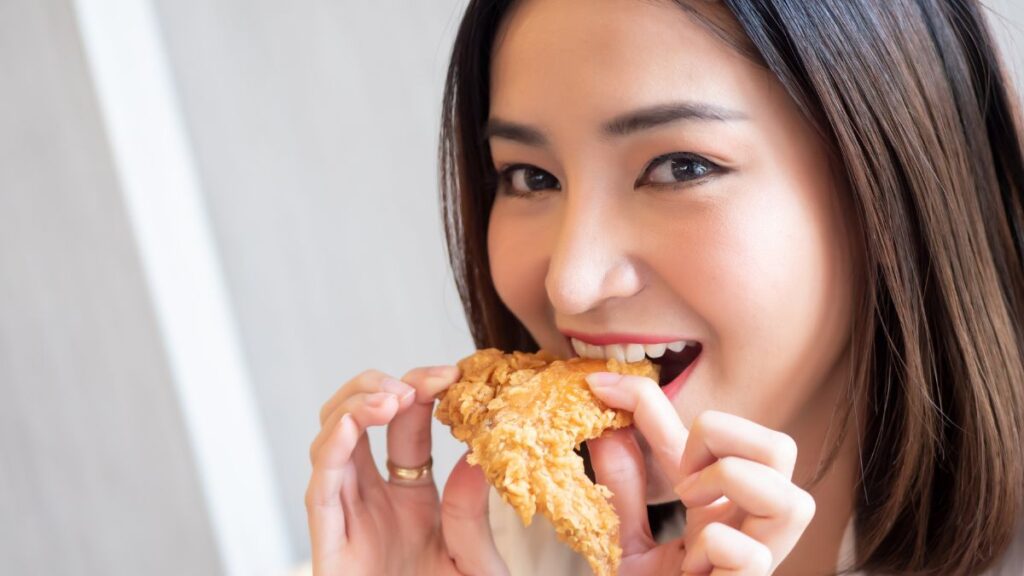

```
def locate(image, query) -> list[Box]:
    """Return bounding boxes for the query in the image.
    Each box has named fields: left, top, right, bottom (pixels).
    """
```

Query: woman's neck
left=777, top=347, right=861, bottom=575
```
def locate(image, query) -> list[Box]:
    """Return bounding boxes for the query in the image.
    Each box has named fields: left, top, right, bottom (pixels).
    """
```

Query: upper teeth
left=570, top=337, right=689, bottom=361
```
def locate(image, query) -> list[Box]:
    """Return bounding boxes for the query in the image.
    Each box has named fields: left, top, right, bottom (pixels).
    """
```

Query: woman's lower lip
left=660, top=353, right=700, bottom=399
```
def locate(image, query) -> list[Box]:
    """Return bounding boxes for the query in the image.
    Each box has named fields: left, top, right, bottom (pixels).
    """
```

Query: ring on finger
left=387, top=456, right=433, bottom=485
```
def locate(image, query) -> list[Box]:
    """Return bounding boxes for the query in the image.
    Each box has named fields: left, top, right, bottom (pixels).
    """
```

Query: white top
left=285, top=489, right=1024, bottom=575
left=487, top=489, right=1024, bottom=575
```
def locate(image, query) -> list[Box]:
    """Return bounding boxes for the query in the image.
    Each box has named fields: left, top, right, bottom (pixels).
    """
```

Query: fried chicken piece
left=435, top=348, right=659, bottom=576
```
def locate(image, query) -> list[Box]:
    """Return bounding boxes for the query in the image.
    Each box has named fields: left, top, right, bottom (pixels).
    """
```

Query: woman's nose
left=544, top=197, right=643, bottom=316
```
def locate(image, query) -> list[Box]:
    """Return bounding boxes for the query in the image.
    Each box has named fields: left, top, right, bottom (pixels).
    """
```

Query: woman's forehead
left=489, top=0, right=766, bottom=128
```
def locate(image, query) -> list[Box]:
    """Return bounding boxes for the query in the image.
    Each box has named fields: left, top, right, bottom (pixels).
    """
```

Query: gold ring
left=387, top=457, right=433, bottom=483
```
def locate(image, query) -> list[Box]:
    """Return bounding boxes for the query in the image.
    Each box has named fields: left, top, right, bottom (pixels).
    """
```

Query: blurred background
left=0, top=1, right=1020, bottom=574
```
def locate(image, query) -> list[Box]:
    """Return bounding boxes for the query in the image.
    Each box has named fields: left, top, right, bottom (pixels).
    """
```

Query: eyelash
left=496, top=152, right=724, bottom=198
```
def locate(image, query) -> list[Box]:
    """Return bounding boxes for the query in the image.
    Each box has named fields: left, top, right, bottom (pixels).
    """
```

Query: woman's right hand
left=305, top=366, right=509, bottom=576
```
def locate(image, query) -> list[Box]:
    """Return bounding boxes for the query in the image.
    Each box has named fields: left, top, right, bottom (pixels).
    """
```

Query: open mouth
left=650, top=342, right=702, bottom=387
left=566, top=334, right=702, bottom=389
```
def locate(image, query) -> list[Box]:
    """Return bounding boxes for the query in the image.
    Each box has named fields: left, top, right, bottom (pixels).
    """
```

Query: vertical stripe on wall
left=71, top=0, right=293, bottom=573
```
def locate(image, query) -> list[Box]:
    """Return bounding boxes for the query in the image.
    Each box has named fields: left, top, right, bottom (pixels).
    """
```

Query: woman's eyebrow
left=604, top=101, right=749, bottom=136
left=484, top=101, right=748, bottom=147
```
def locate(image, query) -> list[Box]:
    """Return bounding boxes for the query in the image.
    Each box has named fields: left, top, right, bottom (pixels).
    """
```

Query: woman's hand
left=585, top=372, right=816, bottom=575
left=305, top=366, right=509, bottom=576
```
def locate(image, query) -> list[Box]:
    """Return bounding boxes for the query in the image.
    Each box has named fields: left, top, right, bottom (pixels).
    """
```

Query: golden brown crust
left=435, top=348, right=659, bottom=576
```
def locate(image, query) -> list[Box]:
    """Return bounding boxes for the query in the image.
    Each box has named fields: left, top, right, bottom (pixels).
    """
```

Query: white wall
left=0, top=0, right=222, bottom=573
left=148, top=0, right=474, bottom=563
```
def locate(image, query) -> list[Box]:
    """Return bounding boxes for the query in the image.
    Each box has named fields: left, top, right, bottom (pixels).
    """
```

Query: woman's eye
left=638, top=153, right=720, bottom=188
left=498, top=164, right=561, bottom=196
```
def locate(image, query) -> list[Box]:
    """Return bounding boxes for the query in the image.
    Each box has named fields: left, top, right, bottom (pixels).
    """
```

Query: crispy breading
left=435, top=348, right=659, bottom=576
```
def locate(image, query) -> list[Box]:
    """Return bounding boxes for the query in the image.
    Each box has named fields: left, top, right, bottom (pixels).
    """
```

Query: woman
left=305, top=0, right=1024, bottom=574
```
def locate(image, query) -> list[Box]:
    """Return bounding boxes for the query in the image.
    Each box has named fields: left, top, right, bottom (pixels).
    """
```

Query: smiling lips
left=568, top=336, right=694, bottom=363
left=562, top=331, right=702, bottom=391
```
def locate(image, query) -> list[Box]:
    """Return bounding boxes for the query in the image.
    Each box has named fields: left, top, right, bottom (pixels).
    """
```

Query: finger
left=319, top=375, right=416, bottom=433
left=586, top=372, right=688, bottom=483
left=441, top=454, right=510, bottom=576
left=676, top=457, right=815, bottom=571
left=313, top=393, right=404, bottom=491
left=675, top=457, right=793, bottom=517
left=682, top=497, right=744, bottom=542
left=315, top=365, right=456, bottom=466
left=738, top=491, right=815, bottom=572
left=587, top=428, right=656, bottom=555
left=679, top=410, right=798, bottom=481
left=319, top=369, right=393, bottom=425
left=310, top=391, right=410, bottom=466
left=402, top=365, right=461, bottom=403
left=305, top=413, right=360, bottom=563
left=386, top=365, right=461, bottom=470
left=680, top=522, right=772, bottom=576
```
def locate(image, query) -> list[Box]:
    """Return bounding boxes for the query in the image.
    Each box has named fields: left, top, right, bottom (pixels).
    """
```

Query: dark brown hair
left=438, top=1, right=1024, bottom=573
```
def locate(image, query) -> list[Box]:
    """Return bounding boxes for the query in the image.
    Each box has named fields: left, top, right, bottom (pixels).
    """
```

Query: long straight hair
left=438, top=1, right=1024, bottom=573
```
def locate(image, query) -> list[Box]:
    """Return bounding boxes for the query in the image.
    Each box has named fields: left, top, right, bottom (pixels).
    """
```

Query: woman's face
left=487, top=0, right=859, bottom=502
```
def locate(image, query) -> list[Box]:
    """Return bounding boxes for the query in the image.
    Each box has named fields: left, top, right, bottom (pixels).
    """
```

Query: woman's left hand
left=585, top=372, right=816, bottom=575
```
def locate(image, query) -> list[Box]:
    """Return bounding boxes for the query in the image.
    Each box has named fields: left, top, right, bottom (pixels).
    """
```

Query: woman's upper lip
left=559, top=328, right=695, bottom=346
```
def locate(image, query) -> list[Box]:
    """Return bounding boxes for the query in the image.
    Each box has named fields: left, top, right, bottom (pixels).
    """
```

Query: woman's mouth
left=650, top=342, right=701, bottom=385
left=652, top=342, right=701, bottom=398
left=566, top=334, right=703, bottom=397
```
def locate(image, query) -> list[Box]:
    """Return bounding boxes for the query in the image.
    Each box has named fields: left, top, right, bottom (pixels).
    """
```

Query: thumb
left=587, top=427, right=657, bottom=556
left=441, top=453, right=509, bottom=576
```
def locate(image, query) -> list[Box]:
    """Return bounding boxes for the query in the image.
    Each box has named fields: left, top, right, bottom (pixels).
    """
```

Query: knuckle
left=304, top=480, right=340, bottom=512
left=308, top=438, right=323, bottom=467
left=701, top=409, right=729, bottom=428
left=691, top=410, right=717, bottom=436
left=701, top=409, right=727, bottom=426
left=304, top=480, right=323, bottom=510
left=698, top=521, right=730, bottom=548
left=318, top=403, right=332, bottom=425
left=695, top=521, right=716, bottom=548
left=304, top=484, right=316, bottom=510
left=773, top=431, right=799, bottom=465
left=716, top=455, right=744, bottom=478
left=791, top=488, right=817, bottom=526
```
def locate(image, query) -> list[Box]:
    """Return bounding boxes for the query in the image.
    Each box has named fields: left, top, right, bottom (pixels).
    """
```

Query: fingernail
left=675, top=472, right=701, bottom=496
left=586, top=372, right=621, bottom=388
left=380, top=378, right=414, bottom=401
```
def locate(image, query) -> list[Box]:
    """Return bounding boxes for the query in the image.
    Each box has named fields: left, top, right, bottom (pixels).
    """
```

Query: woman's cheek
left=487, top=201, right=556, bottom=331
left=679, top=181, right=852, bottom=429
